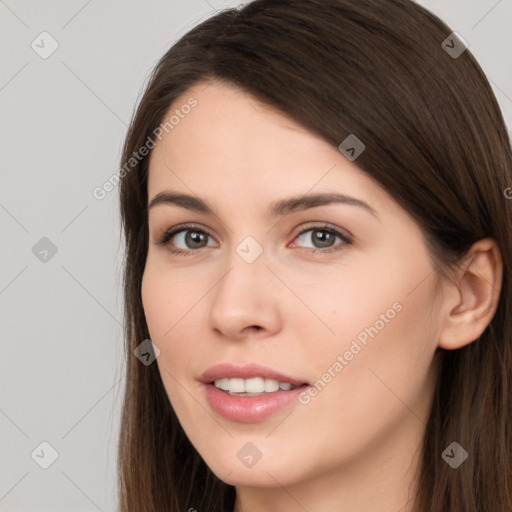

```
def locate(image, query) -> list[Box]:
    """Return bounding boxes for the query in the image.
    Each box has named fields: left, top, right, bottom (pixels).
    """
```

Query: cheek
left=304, top=251, right=439, bottom=407
left=141, top=263, right=199, bottom=386
left=141, top=263, right=204, bottom=411
left=282, top=276, right=438, bottom=476
left=141, top=260, right=200, bottom=341
left=320, top=241, right=437, bottom=357
left=298, top=260, right=408, bottom=358
left=311, top=266, right=439, bottom=429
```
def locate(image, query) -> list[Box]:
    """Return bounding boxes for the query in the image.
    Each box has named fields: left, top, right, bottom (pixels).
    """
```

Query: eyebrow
left=147, top=191, right=378, bottom=218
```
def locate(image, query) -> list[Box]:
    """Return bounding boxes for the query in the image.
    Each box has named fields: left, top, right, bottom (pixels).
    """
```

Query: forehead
left=150, top=80, right=328, bottom=161
left=146, top=81, right=388, bottom=216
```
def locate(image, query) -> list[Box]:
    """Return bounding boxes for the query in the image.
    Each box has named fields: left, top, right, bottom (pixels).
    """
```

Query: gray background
left=1, top=0, right=511, bottom=510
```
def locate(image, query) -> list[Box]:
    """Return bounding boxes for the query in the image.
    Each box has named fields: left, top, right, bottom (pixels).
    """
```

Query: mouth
left=202, top=381, right=310, bottom=423
left=211, top=377, right=301, bottom=396
left=199, top=363, right=310, bottom=422
left=199, top=362, right=309, bottom=390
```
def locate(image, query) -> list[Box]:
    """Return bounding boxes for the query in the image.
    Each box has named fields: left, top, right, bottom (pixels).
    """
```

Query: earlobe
left=438, top=238, right=503, bottom=351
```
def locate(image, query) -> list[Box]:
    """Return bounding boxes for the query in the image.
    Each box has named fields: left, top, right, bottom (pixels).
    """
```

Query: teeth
left=245, top=377, right=265, bottom=393
left=215, top=378, right=230, bottom=391
left=229, top=378, right=245, bottom=393
left=264, top=378, right=280, bottom=392
left=213, top=377, right=298, bottom=394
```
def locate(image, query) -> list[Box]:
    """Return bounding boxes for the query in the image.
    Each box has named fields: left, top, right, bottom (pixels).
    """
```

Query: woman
left=117, top=0, right=512, bottom=510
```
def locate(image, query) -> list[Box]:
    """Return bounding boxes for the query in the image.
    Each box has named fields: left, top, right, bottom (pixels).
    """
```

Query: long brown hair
left=117, top=1, right=512, bottom=510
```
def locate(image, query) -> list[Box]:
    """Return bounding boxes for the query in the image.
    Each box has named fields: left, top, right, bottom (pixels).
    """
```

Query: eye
left=156, top=223, right=217, bottom=255
left=291, top=224, right=352, bottom=253
left=155, top=222, right=352, bottom=256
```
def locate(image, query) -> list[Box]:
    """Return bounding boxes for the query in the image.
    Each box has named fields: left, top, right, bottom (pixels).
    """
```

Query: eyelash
left=155, top=222, right=353, bottom=256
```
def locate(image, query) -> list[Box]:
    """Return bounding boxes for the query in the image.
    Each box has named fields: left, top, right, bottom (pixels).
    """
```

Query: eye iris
left=175, top=228, right=340, bottom=250
left=313, top=230, right=334, bottom=248
left=186, top=231, right=207, bottom=248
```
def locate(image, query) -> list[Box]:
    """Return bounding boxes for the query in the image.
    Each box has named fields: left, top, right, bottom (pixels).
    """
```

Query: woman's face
left=142, top=81, right=443, bottom=496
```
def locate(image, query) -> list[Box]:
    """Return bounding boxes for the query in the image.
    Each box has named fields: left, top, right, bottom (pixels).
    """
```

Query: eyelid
left=292, top=221, right=353, bottom=241
left=155, top=222, right=217, bottom=247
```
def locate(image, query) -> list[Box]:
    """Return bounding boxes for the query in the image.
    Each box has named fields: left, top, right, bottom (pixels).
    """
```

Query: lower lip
left=202, top=383, right=309, bottom=423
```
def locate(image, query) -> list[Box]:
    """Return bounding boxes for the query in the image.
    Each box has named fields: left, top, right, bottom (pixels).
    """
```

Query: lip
left=202, top=382, right=309, bottom=423
left=199, top=363, right=308, bottom=387
left=199, top=363, right=310, bottom=423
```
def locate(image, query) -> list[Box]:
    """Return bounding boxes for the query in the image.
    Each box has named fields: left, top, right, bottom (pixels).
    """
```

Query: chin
left=199, top=447, right=307, bottom=489
left=215, top=466, right=294, bottom=488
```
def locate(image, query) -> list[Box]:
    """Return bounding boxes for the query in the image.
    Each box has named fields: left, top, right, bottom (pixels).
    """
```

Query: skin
left=141, top=80, right=502, bottom=512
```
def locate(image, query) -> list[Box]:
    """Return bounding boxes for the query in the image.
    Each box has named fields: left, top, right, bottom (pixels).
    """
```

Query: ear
left=438, top=238, right=503, bottom=350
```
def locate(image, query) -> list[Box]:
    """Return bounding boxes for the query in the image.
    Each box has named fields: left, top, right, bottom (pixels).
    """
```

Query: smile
left=214, top=377, right=297, bottom=395
left=199, top=363, right=310, bottom=422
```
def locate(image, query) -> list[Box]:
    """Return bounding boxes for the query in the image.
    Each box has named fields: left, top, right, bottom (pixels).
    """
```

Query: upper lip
left=199, top=363, right=308, bottom=387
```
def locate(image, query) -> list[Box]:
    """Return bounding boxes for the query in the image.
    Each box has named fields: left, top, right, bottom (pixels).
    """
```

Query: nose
left=208, top=251, right=282, bottom=342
